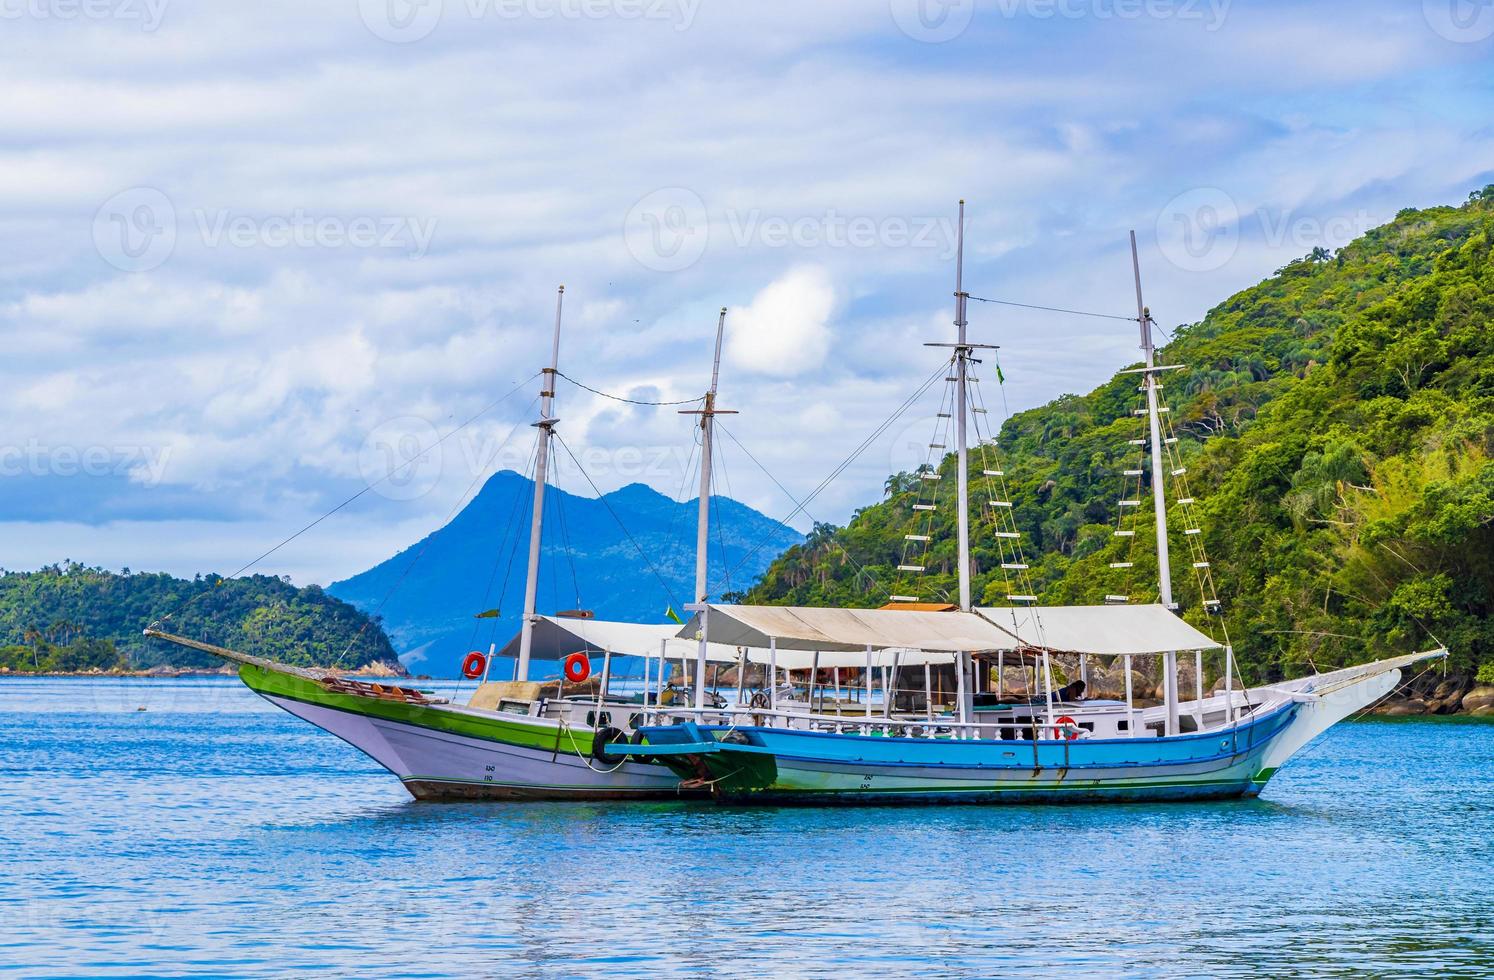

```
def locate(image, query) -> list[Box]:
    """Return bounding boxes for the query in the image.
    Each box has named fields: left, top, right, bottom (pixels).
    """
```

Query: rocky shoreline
left=1026, top=659, right=1494, bottom=719
left=1372, top=678, right=1494, bottom=717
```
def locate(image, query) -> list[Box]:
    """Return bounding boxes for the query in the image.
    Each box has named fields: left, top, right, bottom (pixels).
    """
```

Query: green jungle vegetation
left=740, top=188, right=1494, bottom=688
left=0, top=563, right=400, bottom=672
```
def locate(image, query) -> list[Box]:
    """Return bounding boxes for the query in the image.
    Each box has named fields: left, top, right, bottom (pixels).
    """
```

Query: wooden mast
left=515, top=285, right=564, bottom=683
left=689, top=308, right=729, bottom=711
left=1131, top=233, right=1180, bottom=736
left=953, top=201, right=974, bottom=730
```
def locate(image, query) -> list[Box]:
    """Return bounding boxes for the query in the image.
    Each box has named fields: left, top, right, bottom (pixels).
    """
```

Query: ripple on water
left=3, top=677, right=1492, bottom=978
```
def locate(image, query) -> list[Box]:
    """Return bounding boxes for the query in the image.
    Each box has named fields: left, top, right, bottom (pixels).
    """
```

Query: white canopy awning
left=495, top=616, right=747, bottom=663
left=739, top=644, right=957, bottom=670
left=674, top=603, right=1221, bottom=661
left=678, top=604, right=1022, bottom=654
left=977, top=604, right=1222, bottom=655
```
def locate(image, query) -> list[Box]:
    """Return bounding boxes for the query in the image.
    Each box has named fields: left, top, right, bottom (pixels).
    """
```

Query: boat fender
left=592, top=726, right=627, bottom=765
left=563, top=651, right=591, bottom=684
left=1053, top=715, right=1080, bottom=741
left=461, top=651, right=486, bottom=679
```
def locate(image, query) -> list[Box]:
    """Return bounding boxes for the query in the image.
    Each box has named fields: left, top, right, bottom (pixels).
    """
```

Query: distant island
left=327, top=474, right=802, bottom=674
left=0, top=563, right=403, bottom=676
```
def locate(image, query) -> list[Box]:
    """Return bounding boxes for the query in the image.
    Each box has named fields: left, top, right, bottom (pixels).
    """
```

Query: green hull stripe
left=241, top=663, right=605, bottom=757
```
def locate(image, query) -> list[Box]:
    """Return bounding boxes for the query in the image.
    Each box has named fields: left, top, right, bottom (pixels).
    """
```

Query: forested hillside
left=746, top=188, right=1494, bottom=689
left=0, top=563, right=401, bottom=673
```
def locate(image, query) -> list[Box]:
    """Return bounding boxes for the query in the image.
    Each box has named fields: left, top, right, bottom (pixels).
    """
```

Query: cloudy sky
left=2, top=0, right=1491, bottom=585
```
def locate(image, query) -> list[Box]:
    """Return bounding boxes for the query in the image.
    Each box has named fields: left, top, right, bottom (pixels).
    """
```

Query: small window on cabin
left=1079, top=722, right=1095, bottom=733
left=1117, top=720, right=1129, bottom=731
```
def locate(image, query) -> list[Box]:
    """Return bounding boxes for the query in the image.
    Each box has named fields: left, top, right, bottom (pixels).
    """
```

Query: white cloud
left=0, top=0, right=1489, bottom=583
left=727, top=266, right=837, bottom=376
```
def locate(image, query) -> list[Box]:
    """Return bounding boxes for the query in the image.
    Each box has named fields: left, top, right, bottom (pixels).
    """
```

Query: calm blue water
left=3, top=677, right=1491, bottom=979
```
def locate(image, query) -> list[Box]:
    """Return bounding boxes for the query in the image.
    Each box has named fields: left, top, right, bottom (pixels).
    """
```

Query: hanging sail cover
left=978, top=604, right=1221, bottom=655
left=677, top=605, right=1021, bottom=654
left=679, top=603, right=1220, bottom=658
left=495, top=616, right=748, bottom=663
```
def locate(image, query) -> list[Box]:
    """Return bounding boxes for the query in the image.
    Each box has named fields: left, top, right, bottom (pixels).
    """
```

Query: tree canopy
left=745, top=188, right=1494, bottom=684
left=0, top=563, right=400, bottom=672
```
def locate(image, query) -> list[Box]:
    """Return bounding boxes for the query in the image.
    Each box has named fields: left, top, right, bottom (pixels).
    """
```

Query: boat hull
left=240, top=663, right=692, bottom=802
left=640, top=667, right=1403, bottom=805
left=647, top=714, right=1291, bottom=805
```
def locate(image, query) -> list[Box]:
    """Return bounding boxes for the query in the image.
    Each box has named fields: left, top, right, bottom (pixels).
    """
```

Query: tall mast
left=690, top=308, right=729, bottom=711
left=1131, top=231, right=1172, bottom=608
left=953, top=201, right=974, bottom=733
left=515, top=285, right=564, bottom=684
left=1131, top=232, right=1180, bottom=737
left=954, top=200, right=971, bottom=613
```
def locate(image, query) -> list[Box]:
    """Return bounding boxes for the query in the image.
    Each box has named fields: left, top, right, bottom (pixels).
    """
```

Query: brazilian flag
left=665, top=605, right=684, bottom=625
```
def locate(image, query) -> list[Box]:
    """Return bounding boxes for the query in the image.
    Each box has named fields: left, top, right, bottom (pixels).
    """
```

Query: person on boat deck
left=1053, top=679, right=1085, bottom=703
left=658, top=681, right=684, bottom=706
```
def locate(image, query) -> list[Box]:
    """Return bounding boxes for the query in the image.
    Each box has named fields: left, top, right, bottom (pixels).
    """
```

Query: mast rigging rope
left=552, top=432, right=683, bottom=612
left=723, top=359, right=951, bottom=582
left=967, top=295, right=1138, bottom=322
left=555, top=371, right=706, bottom=407
left=146, top=373, right=541, bottom=641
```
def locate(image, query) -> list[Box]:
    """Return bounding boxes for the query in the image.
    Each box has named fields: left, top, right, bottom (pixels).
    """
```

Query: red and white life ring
left=563, top=651, right=591, bottom=684
left=1052, top=715, right=1080, bottom=741
left=461, top=651, right=486, bottom=679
